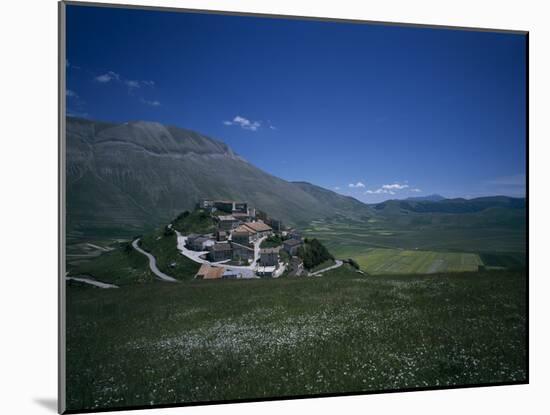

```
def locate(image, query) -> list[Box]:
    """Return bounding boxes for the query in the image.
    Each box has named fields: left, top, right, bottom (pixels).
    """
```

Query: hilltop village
left=175, top=199, right=319, bottom=280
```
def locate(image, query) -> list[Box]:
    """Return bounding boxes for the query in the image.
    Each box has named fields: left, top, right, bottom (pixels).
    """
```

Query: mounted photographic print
left=59, top=1, right=528, bottom=413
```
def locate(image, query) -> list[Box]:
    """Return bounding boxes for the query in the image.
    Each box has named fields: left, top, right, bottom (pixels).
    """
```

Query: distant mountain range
left=66, top=117, right=526, bottom=240
left=405, top=194, right=446, bottom=202
left=66, top=117, right=371, bottom=239
left=373, top=196, right=525, bottom=215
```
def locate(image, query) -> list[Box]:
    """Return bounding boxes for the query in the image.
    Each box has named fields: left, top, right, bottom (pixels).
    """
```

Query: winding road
left=309, top=260, right=344, bottom=276
left=132, top=239, right=177, bottom=282
left=66, top=276, right=119, bottom=289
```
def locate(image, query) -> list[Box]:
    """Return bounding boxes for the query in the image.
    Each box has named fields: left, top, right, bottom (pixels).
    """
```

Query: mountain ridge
left=373, top=195, right=525, bottom=215
left=405, top=194, right=446, bottom=202
left=66, top=117, right=372, bottom=240
left=66, top=117, right=526, bottom=241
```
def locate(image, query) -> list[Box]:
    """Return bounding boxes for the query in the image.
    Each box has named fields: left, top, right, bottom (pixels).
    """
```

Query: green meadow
left=66, top=265, right=527, bottom=412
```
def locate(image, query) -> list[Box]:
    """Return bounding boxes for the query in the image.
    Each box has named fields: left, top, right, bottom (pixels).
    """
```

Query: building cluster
left=188, top=199, right=305, bottom=279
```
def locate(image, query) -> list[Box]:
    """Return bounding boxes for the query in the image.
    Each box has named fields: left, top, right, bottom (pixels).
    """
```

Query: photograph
left=61, top=2, right=527, bottom=412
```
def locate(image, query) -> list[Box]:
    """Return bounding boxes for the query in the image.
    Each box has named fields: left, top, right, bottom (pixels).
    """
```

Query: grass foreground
left=66, top=266, right=527, bottom=412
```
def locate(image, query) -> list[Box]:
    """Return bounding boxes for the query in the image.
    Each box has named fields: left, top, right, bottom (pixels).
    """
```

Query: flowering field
left=66, top=266, right=526, bottom=412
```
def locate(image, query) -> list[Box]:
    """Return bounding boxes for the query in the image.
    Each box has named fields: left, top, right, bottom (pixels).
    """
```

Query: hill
left=291, top=181, right=372, bottom=219
left=373, top=196, right=525, bottom=215
left=66, top=117, right=372, bottom=240
left=406, top=194, right=446, bottom=202
left=367, top=196, right=526, bottom=233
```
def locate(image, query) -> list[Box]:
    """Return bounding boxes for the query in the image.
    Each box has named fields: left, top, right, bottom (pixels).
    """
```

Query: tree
left=347, top=258, right=360, bottom=270
left=175, top=210, right=190, bottom=221
left=261, top=235, right=283, bottom=248
left=163, top=225, right=174, bottom=237
left=123, top=242, right=132, bottom=254
left=297, top=238, right=333, bottom=269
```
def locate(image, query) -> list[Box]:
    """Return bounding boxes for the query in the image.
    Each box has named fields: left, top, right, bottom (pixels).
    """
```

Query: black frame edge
left=58, top=1, right=67, bottom=414
left=62, top=0, right=528, bottom=35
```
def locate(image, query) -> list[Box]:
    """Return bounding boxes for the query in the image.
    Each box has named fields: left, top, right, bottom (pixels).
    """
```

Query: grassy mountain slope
left=66, top=117, right=372, bottom=240
left=291, top=181, right=372, bottom=220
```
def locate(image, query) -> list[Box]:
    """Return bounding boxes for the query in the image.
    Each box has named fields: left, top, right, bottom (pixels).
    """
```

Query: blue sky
left=66, top=5, right=527, bottom=203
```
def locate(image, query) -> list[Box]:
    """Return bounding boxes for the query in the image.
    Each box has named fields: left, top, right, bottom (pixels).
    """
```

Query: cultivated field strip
left=304, top=216, right=523, bottom=275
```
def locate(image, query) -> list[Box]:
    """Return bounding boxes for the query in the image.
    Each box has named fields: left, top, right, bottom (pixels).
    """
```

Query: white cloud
left=334, top=186, right=341, bottom=190
left=66, top=109, right=89, bottom=118
left=365, top=188, right=395, bottom=195
left=348, top=182, right=366, bottom=188
left=234, top=116, right=261, bottom=131
left=95, top=72, right=154, bottom=90
left=364, top=182, right=424, bottom=198
left=66, top=89, right=78, bottom=98
left=125, top=80, right=140, bottom=89
left=382, top=183, right=409, bottom=190
left=365, top=182, right=411, bottom=195
left=93, top=70, right=160, bottom=106
left=95, top=71, right=120, bottom=83
left=223, top=115, right=261, bottom=131
left=66, top=60, right=81, bottom=70
left=140, top=98, right=161, bottom=107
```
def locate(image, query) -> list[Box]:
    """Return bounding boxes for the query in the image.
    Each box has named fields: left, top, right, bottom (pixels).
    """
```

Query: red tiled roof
left=195, top=264, right=226, bottom=279
left=244, top=221, right=272, bottom=232
left=234, top=225, right=254, bottom=234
